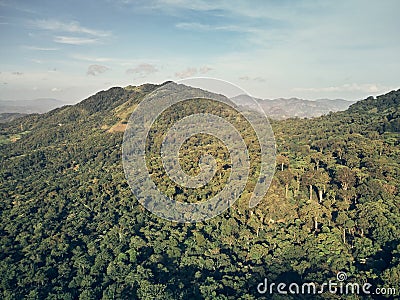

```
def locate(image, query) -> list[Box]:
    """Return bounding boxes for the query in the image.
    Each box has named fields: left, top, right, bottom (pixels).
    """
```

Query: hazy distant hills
left=231, top=95, right=356, bottom=119
left=0, top=98, right=69, bottom=114
left=0, top=93, right=355, bottom=122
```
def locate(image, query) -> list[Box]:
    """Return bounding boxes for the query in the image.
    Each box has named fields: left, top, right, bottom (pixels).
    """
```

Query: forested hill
left=346, top=89, right=400, bottom=133
left=0, top=83, right=161, bottom=149
left=348, top=89, right=400, bottom=113
left=0, top=84, right=399, bottom=299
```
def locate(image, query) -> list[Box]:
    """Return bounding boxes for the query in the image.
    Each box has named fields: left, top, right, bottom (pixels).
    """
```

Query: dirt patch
left=108, top=123, right=127, bottom=133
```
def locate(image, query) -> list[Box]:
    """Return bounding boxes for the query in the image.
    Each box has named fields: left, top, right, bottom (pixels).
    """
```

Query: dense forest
left=0, top=83, right=399, bottom=299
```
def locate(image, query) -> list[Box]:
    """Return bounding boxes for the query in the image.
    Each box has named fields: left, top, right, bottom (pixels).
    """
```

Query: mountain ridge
left=1, top=84, right=358, bottom=121
left=2, top=83, right=399, bottom=127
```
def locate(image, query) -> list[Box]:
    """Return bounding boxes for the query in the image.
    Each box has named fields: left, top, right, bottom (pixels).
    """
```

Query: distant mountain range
left=231, top=95, right=356, bottom=119
left=0, top=98, right=69, bottom=114
left=0, top=94, right=355, bottom=122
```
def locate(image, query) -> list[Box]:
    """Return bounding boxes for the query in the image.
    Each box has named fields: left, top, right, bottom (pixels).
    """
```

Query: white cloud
left=0, top=1, right=37, bottom=14
left=175, top=66, right=212, bottom=78
left=126, top=63, right=158, bottom=76
left=175, top=67, right=198, bottom=78
left=199, top=66, right=212, bottom=74
left=31, top=19, right=111, bottom=37
left=239, top=76, right=265, bottom=82
left=254, top=77, right=265, bottom=82
left=87, top=65, right=110, bottom=76
left=51, top=87, right=61, bottom=92
left=175, top=21, right=291, bottom=50
left=175, top=22, right=212, bottom=31
left=153, top=0, right=333, bottom=21
left=54, top=36, right=98, bottom=45
left=152, top=0, right=226, bottom=13
left=72, top=55, right=154, bottom=69
left=71, top=54, right=115, bottom=62
left=30, top=19, right=111, bottom=47
left=25, top=46, right=59, bottom=51
left=175, top=22, right=257, bottom=33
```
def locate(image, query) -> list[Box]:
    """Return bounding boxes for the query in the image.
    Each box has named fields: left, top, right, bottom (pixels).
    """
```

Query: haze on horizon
left=0, top=0, right=399, bottom=103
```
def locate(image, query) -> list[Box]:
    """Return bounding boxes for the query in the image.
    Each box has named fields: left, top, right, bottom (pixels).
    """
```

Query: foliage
left=0, top=85, right=399, bottom=299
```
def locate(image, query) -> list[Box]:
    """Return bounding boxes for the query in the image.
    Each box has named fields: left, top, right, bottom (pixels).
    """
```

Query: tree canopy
left=0, top=85, right=399, bottom=299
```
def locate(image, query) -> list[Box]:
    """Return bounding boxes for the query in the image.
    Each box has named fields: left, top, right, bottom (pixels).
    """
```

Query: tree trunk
left=314, top=216, right=318, bottom=231
left=342, top=228, right=346, bottom=243
left=318, top=189, right=323, bottom=203
left=281, top=163, right=284, bottom=171
left=285, top=183, right=289, bottom=198
left=309, top=185, right=313, bottom=201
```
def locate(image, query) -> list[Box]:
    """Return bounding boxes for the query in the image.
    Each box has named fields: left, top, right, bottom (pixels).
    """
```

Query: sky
left=0, top=0, right=399, bottom=103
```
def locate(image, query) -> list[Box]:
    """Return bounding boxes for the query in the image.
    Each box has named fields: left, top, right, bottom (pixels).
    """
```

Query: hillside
left=0, top=112, right=27, bottom=123
left=0, top=84, right=399, bottom=299
left=347, top=90, right=400, bottom=133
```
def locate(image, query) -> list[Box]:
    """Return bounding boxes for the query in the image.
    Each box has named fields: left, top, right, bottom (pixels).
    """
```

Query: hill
left=0, top=84, right=399, bottom=299
left=347, top=90, right=400, bottom=133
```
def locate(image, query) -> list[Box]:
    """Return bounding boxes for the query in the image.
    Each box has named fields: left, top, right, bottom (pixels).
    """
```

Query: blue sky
left=0, top=0, right=399, bottom=102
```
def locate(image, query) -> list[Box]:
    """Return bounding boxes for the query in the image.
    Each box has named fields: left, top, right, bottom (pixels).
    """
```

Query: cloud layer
left=31, top=19, right=110, bottom=37
left=175, top=66, right=212, bottom=78
left=126, top=63, right=158, bottom=76
left=87, top=65, right=110, bottom=76
left=30, top=19, right=111, bottom=45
